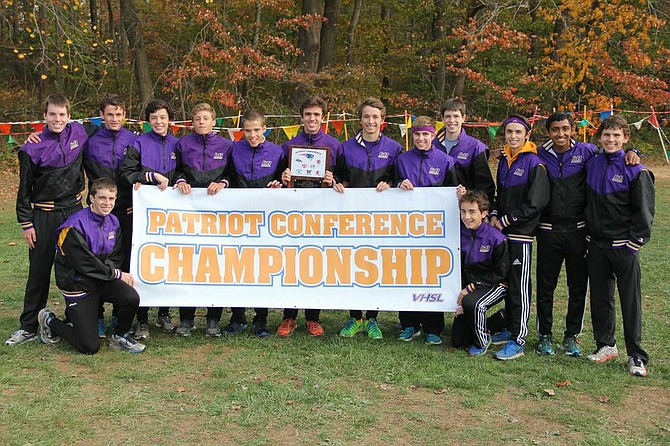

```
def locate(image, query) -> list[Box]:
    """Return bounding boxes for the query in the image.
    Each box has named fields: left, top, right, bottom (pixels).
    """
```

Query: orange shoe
left=277, top=318, right=297, bottom=336
left=306, top=320, right=324, bottom=337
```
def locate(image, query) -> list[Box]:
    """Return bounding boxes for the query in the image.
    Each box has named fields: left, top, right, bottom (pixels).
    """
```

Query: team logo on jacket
left=570, top=155, right=583, bottom=164
left=213, top=152, right=224, bottom=160
left=261, top=160, right=273, bottom=168
left=611, top=174, right=624, bottom=183
left=429, top=167, right=441, bottom=175
left=479, top=245, right=491, bottom=253
left=457, top=152, right=469, bottom=160
left=70, top=140, right=79, bottom=150
left=108, top=231, right=115, bottom=240
left=378, top=152, right=389, bottom=159
left=513, top=168, right=525, bottom=176
left=171, top=153, right=177, bottom=160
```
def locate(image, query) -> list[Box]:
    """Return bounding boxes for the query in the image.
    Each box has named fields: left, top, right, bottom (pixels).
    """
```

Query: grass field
left=0, top=170, right=668, bottom=445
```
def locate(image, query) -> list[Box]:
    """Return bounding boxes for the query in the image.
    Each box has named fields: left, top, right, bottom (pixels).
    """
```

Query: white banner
left=130, top=186, right=461, bottom=311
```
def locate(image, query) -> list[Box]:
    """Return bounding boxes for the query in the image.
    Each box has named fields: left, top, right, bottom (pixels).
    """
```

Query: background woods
left=0, top=0, right=669, bottom=122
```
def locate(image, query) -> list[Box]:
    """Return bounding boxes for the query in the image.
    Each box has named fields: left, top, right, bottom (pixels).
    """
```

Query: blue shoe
left=561, top=335, right=582, bottom=357
left=222, top=322, right=248, bottom=336
left=468, top=342, right=490, bottom=356
left=425, top=334, right=443, bottom=345
left=494, top=340, right=525, bottom=361
left=535, top=334, right=555, bottom=355
left=491, top=328, right=511, bottom=346
left=97, top=318, right=106, bottom=338
left=398, top=326, right=421, bottom=342
left=253, top=321, right=270, bottom=338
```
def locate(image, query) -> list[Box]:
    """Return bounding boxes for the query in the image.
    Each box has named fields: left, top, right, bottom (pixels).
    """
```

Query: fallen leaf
left=8, top=242, right=16, bottom=246
left=446, top=347, right=457, bottom=353
left=409, top=385, right=417, bottom=391
left=433, top=388, right=448, bottom=395
left=544, top=388, right=556, bottom=396
left=375, top=384, right=390, bottom=390
left=509, top=418, right=519, bottom=423
left=176, top=386, right=186, bottom=393
left=286, top=400, right=295, bottom=405
left=598, top=395, right=610, bottom=403
left=556, top=380, right=571, bottom=388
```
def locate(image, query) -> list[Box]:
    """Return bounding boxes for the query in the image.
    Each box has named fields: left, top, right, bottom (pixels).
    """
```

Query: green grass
left=0, top=176, right=669, bottom=445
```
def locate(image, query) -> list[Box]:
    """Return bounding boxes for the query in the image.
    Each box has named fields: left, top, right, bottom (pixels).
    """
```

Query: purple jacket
left=17, top=122, right=87, bottom=229
left=335, top=132, right=402, bottom=188
left=460, top=222, right=509, bottom=291
left=175, top=132, right=233, bottom=187
left=394, top=147, right=459, bottom=187
left=231, top=139, right=286, bottom=188
left=432, top=129, right=495, bottom=203
left=55, top=207, right=123, bottom=296
left=585, top=150, right=655, bottom=253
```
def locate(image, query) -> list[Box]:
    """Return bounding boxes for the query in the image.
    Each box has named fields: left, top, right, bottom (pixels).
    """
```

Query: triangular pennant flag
left=263, top=128, right=271, bottom=139
left=7, top=135, right=15, bottom=145
left=600, top=110, right=613, bottom=120
left=89, top=117, right=103, bottom=127
left=0, top=123, right=10, bottom=135
left=282, top=124, right=301, bottom=140
left=398, top=123, right=407, bottom=138
left=184, top=121, right=192, bottom=127
left=233, top=130, right=245, bottom=141
left=30, top=122, right=44, bottom=132
left=331, top=120, right=344, bottom=135
left=380, top=122, right=388, bottom=133
left=142, top=122, right=152, bottom=133
left=171, top=125, right=180, bottom=135
left=410, top=116, right=416, bottom=124
left=215, top=118, right=223, bottom=127
left=227, top=128, right=240, bottom=140
left=487, top=125, right=500, bottom=141
left=632, top=119, right=645, bottom=130
left=649, top=110, right=660, bottom=129
left=321, top=123, right=328, bottom=134
left=577, top=119, right=589, bottom=128
left=435, top=121, right=444, bottom=133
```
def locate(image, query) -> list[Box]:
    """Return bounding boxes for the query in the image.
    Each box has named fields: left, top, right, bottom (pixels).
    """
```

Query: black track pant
left=19, top=205, right=82, bottom=332
left=399, top=311, right=445, bottom=335
left=349, top=310, right=378, bottom=320
left=283, top=308, right=321, bottom=321
left=587, top=243, right=648, bottom=363
left=536, top=230, right=587, bottom=338
left=50, top=280, right=139, bottom=354
left=180, top=307, right=224, bottom=323
left=506, top=242, right=532, bottom=346
left=230, top=308, right=268, bottom=325
left=451, top=285, right=507, bottom=348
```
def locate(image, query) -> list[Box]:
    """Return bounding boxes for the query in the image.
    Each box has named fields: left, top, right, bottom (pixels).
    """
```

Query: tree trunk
left=297, top=0, right=323, bottom=72
left=453, top=0, right=485, bottom=98
left=346, top=0, right=362, bottom=65
left=318, top=0, right=341, bottom=72
left=431, top=0, right=447, bottom=99
left=119, top=0, right=154, bottom=110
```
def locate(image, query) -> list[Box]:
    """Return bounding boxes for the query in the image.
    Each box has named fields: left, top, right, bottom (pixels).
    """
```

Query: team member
left=173, top=103, right=233, bottom=337
left=334, top=97, right=403, bottom=339
left=277, top=97, right=342, bottom=337
left=584, top=116, right=654, bottom=377
left=37, top=178, right=145, bottom=354
left=452, top=191, right=509, bottom=356
left=393, top=116, right=460, bottom=345
left=225, top=109, right=286, bottom=338
left=119, top=99, right=179, bottom=338
left=535, top=112, right=639, bottom=356
left=489, top=114, right=550, bottom=360
left=6, top=94, right=87, bottom=346
left=433, top=97, right=495, bottom=204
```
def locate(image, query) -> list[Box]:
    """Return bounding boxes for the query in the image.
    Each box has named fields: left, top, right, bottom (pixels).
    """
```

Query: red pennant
left=331, top=120, right=344, bottom=135
left=380, top=122, right=387, bottom=133
left=30, top=122, right=44, bottom=132
left=171, top=125, right=180, bottom=135
left=0, top=123, right=10, bottom=135
left=321, top=123, right=328, bottom=134
left=649, top=110, right=660, bottom=129
left=233, top=130, right=245, bottom=141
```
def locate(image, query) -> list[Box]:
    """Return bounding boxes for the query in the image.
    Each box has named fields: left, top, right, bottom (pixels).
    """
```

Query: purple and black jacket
left=394, top=147, right=460, bottom=187
left=175, top=132, right=233, bottom=187
left=460, top=222, right=510, bottom=292
left=335, top=132, right=402, bottom=188
left=230, top=139, right=286, bottom=188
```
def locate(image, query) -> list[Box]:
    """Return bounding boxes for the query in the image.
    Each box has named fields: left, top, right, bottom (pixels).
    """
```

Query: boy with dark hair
left=452, top=191, right=509, bottom=356
left=173, top=103, right=233, bottom=337
left=37, top=178, right=144, bottom=354
left=535, top=112, right=639, bottom=356
left=489, top=114, right=550, bottom=360
left=6, top=94, right=88, bottom=346
left=118, top=99, right=179, bottom=338
left=225, top=109, right=286, bottom=337
left=393, top=116, right=460, bottom=345
left=334, top=97, right=403, bottom=339
left=433, top=97, right=495, bottom=204
left=584, top=116, right=654, bottom=377
left=277, top=96, right=342, bottom=337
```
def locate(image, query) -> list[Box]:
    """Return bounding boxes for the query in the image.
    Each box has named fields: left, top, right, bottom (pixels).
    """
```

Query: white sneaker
left=109, top=334, right=146, bottom=353
left=587, top=345, right=619, bottom=363
left=4, top=329, right=36, bottom=346
left=628, top=356, right=647, bottom=377
left=38, top=309, right=60, bottom=344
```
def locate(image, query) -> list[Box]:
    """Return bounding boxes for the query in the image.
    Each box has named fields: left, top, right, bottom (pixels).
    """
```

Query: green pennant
left=7, top=135, right=15, bottom=145
left=142, top=122, right=152, bottom=133
left=577, top=119, right=589, bottom=128
left=216, top=118, right=223, bottom=127
left=487, top=125, right=500, bottom=141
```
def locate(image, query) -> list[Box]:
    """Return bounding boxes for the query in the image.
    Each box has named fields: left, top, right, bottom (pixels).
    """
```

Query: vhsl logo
left=412, top=293, right=444, bottom=302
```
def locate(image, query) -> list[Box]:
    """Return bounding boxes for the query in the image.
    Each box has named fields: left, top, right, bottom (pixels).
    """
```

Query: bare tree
left=119, top=0, right=153, bottom=110
left=318, top=0, right=341, bottom=72
left=297, top=0, right=324, bottom=72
